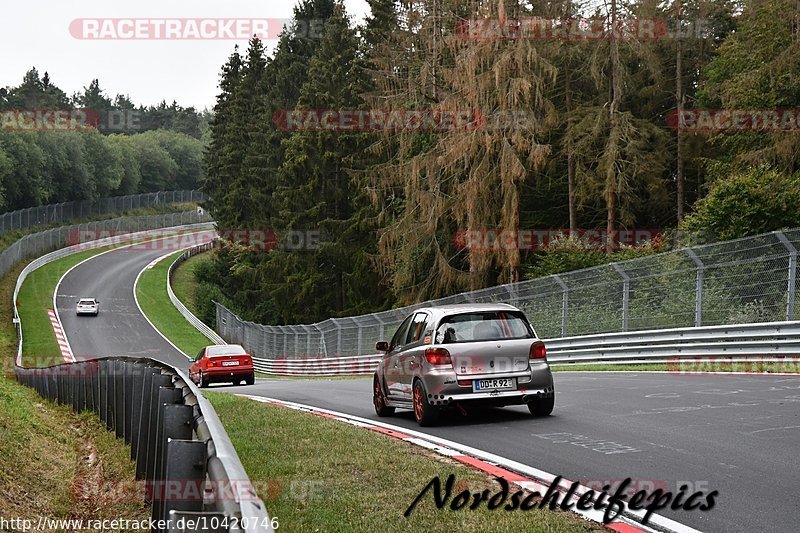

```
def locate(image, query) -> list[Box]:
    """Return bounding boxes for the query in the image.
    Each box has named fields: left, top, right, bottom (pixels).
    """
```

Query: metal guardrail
left=14, top=357, right=273, bottom=533
left=11, top=220, right=271, bottom=532
left=167, top=242, right=800, bottom=377
left=244, top=321, right=800, bottom=376
left=168, top=242, right=225, bottom=345
left=216, top=228, right=800, bottom=359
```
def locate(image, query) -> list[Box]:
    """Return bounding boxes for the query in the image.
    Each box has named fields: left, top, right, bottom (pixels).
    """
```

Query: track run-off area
left=52, top=231, right=800, bottom=533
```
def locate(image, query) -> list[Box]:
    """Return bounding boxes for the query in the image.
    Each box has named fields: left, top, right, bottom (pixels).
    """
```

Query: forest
left=0, top=68, right=207, bottom=211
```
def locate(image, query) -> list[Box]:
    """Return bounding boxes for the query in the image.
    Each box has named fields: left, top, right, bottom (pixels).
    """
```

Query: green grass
left=552, top=364, right=671, bottom=372
left=207, top=393, right=604, bottom=533
left=135, top=250, right=210, bottom=357
left=170, top=251, right=212, bottom=319
left=17, top=248, right=112, bottom=366
left=553, top=361, right=800, bottom=373
left=1, top=258, right=148, bottom=526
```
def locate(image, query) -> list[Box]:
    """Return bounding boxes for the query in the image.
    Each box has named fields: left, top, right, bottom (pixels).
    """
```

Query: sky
left=2, top=0, right=371, bottom=111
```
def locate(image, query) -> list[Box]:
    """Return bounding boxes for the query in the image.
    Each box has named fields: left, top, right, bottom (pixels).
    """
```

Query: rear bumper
left=421, top=363, right=554, bottom=405
left=428, top=386, right=555, bottom=406
left=203, top=366, right=254, bottom=378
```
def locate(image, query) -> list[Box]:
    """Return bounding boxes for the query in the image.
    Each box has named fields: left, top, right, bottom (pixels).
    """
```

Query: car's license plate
left=473, top=378, right=516, bottom=391
left=222, top=361, right=239, bottom=366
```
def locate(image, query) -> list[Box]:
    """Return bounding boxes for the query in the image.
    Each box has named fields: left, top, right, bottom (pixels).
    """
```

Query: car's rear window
left=206, top=345, right=247, bottom=357
left=79, top=299, right=95, bottom=305
left=435, top=311, right=533, bottom=343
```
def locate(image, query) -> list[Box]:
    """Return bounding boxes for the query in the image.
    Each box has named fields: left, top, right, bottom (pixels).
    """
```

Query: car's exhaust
left=428, top=394, right=453, bottom=406
left=523, top=389, right=554, bottom=403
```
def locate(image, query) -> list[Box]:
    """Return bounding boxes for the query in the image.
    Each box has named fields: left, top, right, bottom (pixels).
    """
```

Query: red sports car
left=189, top=344, right=255, bottom=388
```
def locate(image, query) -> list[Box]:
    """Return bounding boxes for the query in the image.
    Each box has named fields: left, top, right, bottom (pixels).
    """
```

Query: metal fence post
left=335, top=320, right=342, bottom=356
left=776, top=231, right=797, bottom=320
left=686, top=249, right=704, bottom=327
left=611, top=264, right=630, bottom=332
left=553, top=275, right=568, bottom=337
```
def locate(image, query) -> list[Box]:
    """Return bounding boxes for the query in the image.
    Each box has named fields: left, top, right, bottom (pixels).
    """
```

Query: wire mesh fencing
left=0, top=210, right=213, bottom=283
left=0, top=190, right=206, bottom=234
left=214, top=228, right=800, bottom=360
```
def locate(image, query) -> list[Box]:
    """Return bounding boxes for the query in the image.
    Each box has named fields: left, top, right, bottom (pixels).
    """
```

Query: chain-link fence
left=0, top=190, right=205, bottom=233
left=215, top=228, right=800, bottom=360
left=1, top=210, right=212, bottom=283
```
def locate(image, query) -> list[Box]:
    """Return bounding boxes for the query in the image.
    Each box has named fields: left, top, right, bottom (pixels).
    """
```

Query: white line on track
left=239, top=394, right=703, bottom=533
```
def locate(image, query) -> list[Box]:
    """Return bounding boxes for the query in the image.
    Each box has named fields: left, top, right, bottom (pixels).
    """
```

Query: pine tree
left=204, top=47, right=242, bottom=222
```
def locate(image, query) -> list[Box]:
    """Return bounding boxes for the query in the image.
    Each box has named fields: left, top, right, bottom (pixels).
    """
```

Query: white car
left=76, top=298, right=99, bottom=316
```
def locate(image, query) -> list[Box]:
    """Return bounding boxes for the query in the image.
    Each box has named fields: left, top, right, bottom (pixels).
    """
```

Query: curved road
left=57, top=233, right=213, bottom=368
left=56, top=233, right=800, bottom=533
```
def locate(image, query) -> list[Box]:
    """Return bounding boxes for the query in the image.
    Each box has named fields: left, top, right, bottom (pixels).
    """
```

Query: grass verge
left=17, top=248, right=112, bottom=366
left=170, top=251, right=212, bottom=319
left=1, top=259, right=149, bottom=527
left=136, top=250, right=210, bottom=357
left=552, top=361, right=800, bottom=373
left=207, top=392, right=604, bottom=533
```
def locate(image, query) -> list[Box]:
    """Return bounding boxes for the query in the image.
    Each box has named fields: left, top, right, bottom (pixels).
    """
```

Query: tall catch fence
left=0, top=190, right=205, bottom=233
left=215, top=229, right=800, bottom=360
left=1, top=210, right=212, bottom=282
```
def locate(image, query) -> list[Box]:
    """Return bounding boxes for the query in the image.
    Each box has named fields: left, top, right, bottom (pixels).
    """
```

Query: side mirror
left=375, top=341, right=390, bottom=352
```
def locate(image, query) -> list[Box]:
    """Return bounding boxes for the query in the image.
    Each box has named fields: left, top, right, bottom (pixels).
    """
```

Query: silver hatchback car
left=372, top=303, right=555, bottom=426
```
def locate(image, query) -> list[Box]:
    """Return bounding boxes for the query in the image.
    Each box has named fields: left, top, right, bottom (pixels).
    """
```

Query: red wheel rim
left=374, top=379, right=383, bottom=410
left=413, top=385, right=423, bottom=420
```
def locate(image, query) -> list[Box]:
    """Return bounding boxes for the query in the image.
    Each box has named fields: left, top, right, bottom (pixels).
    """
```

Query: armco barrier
left=11, top=222, right=272, bottom=532
left=15, top=357, right=273, bottom=532
left=241, top=321, right=800, bottom=376
left=173, top=246, right=800, bottom=377
left=168, top=242, right=225, bottom=345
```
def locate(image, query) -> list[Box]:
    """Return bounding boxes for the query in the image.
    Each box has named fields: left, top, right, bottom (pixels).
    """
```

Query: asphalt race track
left=56, top=233, right=214, bottom=368
left=228, top=373, right=800, bottom=533
left=56, top=233, right=800, bottom=533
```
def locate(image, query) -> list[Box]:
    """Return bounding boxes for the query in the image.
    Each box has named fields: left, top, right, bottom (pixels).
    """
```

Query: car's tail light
left=209, top=360, right=217, bottom=367
left=529, top=341, right=546, bottom=360
left=424, top=347, right=452, bottom=366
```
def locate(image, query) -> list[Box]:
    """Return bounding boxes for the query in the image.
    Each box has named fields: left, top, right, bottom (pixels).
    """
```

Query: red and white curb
left=48, top=308, right=74, bottom=363
left=238, top=395, right=700, bottom=533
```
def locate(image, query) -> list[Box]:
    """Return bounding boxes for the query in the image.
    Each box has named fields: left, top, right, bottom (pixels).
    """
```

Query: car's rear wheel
left=528, top=394, right=554, bottom=416
left=245, top=374, right=255, bottom=385
left=373, top=376, right=394, bottom=417
left=200, top=372, right=209, bottom=388
left=412, top=380, right=440, bottom=426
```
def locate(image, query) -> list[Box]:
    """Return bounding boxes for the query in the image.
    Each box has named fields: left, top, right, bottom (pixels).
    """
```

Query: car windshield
left=206, top=345, right=246, bottom=357
left=435, top=311, right=533, bottom=343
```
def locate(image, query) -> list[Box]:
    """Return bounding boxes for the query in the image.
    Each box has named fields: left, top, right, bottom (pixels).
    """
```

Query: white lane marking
left=133, top=247, right=200, bottom=361
left=533, top=432, right=641, bottom=455
left=240, top=394, right=701, bottom=533
left=746, top=425, right=800, bottom=435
